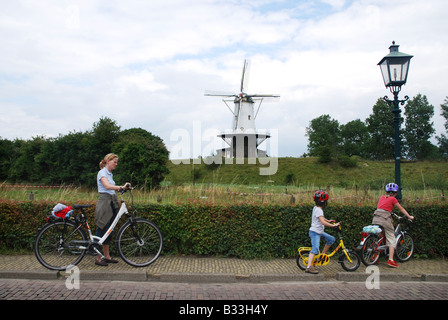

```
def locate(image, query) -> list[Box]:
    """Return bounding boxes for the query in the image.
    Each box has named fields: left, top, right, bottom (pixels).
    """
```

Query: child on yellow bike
left=306, top=190, right=340, bottom=274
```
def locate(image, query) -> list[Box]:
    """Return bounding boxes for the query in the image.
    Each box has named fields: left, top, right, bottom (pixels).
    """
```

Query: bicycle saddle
left=74, top=204, right=93, bottom=209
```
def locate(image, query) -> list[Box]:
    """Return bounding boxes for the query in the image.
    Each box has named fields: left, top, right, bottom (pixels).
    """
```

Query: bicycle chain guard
left=313, top=253, right=330, bottom=266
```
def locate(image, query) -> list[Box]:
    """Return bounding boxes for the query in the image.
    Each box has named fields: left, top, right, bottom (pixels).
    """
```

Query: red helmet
left=313, top=190, right=329, bottom=205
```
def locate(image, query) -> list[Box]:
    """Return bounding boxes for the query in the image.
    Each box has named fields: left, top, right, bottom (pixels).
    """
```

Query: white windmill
left=205, top=60, right=279, bottom=158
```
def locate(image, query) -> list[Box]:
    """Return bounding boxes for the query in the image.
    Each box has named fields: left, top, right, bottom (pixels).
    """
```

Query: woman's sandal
left=95, top=260, right=108, bottom=266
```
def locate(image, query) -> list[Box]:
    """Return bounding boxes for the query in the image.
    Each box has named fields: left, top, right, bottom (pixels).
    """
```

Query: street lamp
left=378, top=41, right=413, bottom=201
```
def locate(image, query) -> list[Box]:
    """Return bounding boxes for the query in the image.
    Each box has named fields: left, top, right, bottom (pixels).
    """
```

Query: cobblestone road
left=1, top=278, right=447, bottom=300
left=2, top=279, right=446, bottom=318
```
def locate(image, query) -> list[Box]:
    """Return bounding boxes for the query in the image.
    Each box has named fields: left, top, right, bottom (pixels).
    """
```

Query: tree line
left=0, top=117, right=170, bottom=190
left=305, top=94, right=448, bottom=165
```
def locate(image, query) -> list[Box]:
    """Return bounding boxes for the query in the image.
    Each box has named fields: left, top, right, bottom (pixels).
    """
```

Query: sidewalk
left=1, top=254, right=447, bottom=283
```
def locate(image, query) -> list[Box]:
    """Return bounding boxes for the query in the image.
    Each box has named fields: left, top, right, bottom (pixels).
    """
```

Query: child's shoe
left=305, top=266, right=319, bottom=274
left=387, top=259, right=399, bottom=268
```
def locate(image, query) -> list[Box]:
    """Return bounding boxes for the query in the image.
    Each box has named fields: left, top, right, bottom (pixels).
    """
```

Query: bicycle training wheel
left=360, top=234, right=381, bottom=266
left=296, top=250, right=311, bottom=271
left=340, top=249, right=361, bottom=271
left=116, top=218, right=163, bottom=267
left=34, top=220, right=87, bottom=271
left=395, top=233, right=414, bottom=262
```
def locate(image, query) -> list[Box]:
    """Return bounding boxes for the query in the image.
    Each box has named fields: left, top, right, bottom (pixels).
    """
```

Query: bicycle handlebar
left=119, top=184, right=134, bottom=194
left=391, top=212, right=413, bottom=222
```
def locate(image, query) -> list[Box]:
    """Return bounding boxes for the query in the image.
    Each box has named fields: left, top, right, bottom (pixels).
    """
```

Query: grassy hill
left=2, top=157, right=446, bottom=205
left=164, top=157, right=448, bottom=191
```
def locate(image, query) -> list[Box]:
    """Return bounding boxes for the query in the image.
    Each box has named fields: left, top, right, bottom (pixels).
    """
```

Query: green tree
left=365, top=98, right=401, bottom=160
left=0, top=138, right=16, bottom=180
left=404, top=94, right=436, bottom=160
left=90, top=117, right=121, bottom=159
left=112, top=128, right=169, bottom=190
left=8, top=136, right=48, bottom=182
left=340, top=119, right=369, bottom=158
left=35, top=131, right=93, bottom=185
left=436, top=97, right=448, bottom=157
left=306, top=115, right=341, bottom=163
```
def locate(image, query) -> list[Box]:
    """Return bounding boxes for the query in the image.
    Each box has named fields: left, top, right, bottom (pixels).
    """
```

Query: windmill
left=205, top=60, right=279, bottom=158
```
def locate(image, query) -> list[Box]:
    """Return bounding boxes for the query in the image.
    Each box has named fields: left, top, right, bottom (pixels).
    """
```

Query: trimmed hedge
left=1, top=199, right=447, bottom=258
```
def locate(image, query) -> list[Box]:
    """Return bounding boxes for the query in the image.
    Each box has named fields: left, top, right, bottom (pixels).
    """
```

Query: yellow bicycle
left=296, top=223, right=360, bottom=272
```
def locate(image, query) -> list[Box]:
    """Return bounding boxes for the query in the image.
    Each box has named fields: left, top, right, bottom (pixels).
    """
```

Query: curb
left=0, top=270, right=59, bottom=280
left=336, top=272, right=416, bottom=282
left=421, top=274, right=448, bottom=282
left=3, top=270, right=446, bottom=283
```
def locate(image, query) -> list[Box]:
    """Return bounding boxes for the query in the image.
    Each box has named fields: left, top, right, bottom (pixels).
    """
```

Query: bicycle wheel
left=296, top=250, right=310, bottom=271
left=340, top=249, right=361, bottom=271
left=360, top=234, right=381, bottom=266
left=34, top=220, right=87, bottom=271
left=116, top=218, right=163, bottom=267
left=395, top=232, right=414, bottom=262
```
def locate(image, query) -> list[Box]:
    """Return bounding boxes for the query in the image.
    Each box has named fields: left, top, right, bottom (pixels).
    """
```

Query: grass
left=1, top=157, right=447, bottom=205
left=165, top=157, right=448, bottom=189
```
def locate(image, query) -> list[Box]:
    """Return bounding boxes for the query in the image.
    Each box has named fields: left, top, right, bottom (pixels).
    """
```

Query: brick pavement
left=0, top=254, right=447, bottom=283
left=1, top=278, right=448, bottom=300
left=1, top=254, right=447, bottom=309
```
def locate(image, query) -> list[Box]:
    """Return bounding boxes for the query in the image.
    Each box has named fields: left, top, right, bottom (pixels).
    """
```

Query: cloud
left=0, top=0, right=447, bottom=158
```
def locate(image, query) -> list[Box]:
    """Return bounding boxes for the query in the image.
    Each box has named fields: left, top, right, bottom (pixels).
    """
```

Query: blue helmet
left=385, top=183, right=399, bottom=193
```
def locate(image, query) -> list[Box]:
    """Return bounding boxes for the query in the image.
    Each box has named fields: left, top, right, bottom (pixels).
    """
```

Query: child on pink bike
left=372, top=183, right=414, bottom=268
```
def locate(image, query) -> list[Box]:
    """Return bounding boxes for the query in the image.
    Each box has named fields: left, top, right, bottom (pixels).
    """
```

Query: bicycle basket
left=362, top=225, right=382, bottom=234
left=51, top=203, right=73, bottom=219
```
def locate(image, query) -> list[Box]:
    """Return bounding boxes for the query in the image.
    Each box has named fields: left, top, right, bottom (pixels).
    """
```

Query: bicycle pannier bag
left=51, top=203, right=73, bottom=219
left=362, top=225, right=382, bottom=234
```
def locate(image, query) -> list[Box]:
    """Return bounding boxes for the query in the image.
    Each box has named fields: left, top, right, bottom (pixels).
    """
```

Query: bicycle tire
left=296, top=249, right=310, bottom=271
left=116, top=218, right=163, bottom=267
left=360, top=234, right=381, bottom=266
left=340, top=249, right=361, bottom=272
left=34, top=220, right=87, bottom=271
left=395, top=232, right=414, bottom=262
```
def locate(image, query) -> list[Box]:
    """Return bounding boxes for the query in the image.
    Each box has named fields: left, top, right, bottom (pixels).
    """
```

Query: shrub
left=1, top=200, right=447, bottom=258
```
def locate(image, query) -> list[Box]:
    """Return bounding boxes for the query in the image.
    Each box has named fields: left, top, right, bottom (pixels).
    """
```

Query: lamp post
left=378, top=41, right=413, bottom=201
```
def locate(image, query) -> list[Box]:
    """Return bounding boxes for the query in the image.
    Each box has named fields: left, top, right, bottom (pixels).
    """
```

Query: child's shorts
left=309, top=230, right=335, bottom=254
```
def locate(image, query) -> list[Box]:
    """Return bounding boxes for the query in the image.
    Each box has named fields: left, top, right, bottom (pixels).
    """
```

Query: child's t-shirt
left=377, top=195, right=398, bottom=212
left=310, top=206, right=324, bottom=234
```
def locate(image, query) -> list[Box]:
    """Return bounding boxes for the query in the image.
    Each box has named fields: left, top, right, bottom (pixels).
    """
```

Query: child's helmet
left=313, top=190, right=329, bottom=206
left=385, top=183, right=399, bottom=193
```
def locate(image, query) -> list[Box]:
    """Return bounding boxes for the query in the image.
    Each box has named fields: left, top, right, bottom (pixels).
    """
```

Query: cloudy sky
left=1, top=0, right=447, bottom=159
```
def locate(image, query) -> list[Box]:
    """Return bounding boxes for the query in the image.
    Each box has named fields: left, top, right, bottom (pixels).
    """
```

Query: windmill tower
left=205, top=60, right=279, bottom=158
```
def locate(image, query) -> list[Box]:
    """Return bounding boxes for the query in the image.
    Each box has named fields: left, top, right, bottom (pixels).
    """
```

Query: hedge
left=1, top=199, right=447, bottom=258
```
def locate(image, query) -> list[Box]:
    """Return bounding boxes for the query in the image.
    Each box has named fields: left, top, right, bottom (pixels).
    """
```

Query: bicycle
left=34, top=187, right=163, bottom=271
left=359, top=212, right=414, bottom=266
left=296, top=222, right=361, bottom=272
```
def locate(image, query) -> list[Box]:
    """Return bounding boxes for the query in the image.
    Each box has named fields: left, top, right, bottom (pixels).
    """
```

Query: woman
left=95, top=153, right=130, bottom=266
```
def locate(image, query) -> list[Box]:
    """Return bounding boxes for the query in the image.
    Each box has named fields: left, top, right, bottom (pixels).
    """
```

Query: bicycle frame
left=298, top=226, right=353, bottom=266
left=74, top=191, right=130, bottom=258
left=91, top=201, right=128, bottom=245
left=359, top=212, right=407, bottom=250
